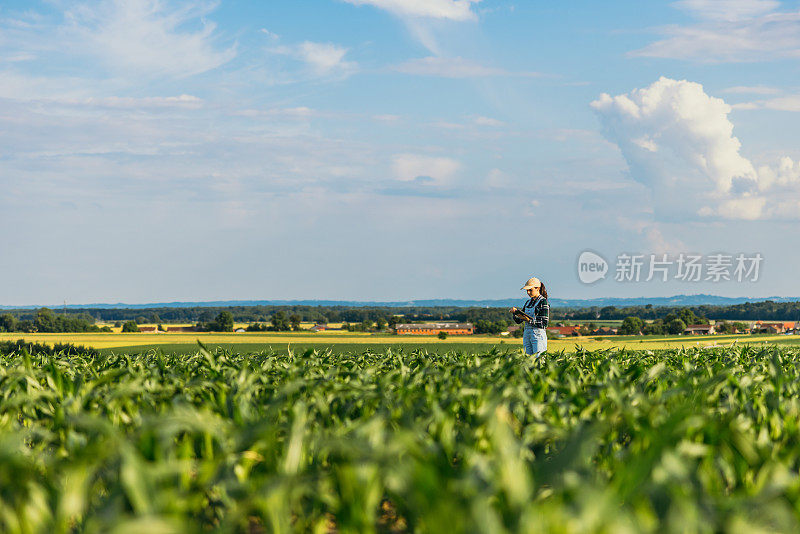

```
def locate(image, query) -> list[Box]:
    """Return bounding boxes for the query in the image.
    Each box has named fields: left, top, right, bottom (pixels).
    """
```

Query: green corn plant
left=2, top=342, right=800, bottom=532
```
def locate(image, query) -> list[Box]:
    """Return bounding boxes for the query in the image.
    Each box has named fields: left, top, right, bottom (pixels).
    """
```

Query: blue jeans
left=523, top=326, right=547, bottom=355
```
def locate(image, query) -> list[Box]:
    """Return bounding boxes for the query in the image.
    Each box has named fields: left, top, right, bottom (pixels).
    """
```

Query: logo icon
left=577, top=250, right=608, bottom=284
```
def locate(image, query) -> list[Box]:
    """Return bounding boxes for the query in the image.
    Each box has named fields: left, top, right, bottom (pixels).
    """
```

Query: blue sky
left=1, top=0, right=799, bottom=304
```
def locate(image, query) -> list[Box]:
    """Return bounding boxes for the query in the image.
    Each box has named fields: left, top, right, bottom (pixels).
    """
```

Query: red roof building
left=684, top=324, right=715, bottom=335
left=395, top=323, right=474, bottom=335
left=753, top=321, right=790, bottom=334
left=546, top=325, right=581, bottom=337
left=592, top=326, right=618, bottom=335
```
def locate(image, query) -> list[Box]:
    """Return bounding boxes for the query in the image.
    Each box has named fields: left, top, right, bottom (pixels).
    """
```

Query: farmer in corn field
left=510, top=277, right=549, bottom=356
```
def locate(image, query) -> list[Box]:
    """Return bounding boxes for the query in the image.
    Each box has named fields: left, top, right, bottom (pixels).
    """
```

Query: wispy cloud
left=64, top=0, right=235, bottom=78
left=723, top=85, right=781, bottom=95
left=486, top=168, right=513, bottom=188
left=341, top=0, right=481, bottom=55
left=0, top=0, right=235, bottom=81
left=271, top=41, right=357, bottom=77
left=630, top=0, right=800, bottom=62
left=733, top=94, right=800, bottom=111
left=234, top=106, right=320, bottom=119
left=473, top=116, right=505, bottom=127
left=392, top=153, right=461, bottom=186
left=429, top=115, right=507, bottom=131
left=393, top=56, right=542, bottom=78
left=0, top=70, right=96, bottom=101
left=672, top=0, right=780, bottom=21
left=341, top=0, right=481, bottom=21
left=372, top=114, right=402, bottom=123
left=259, top=28, right=280, bottom=40
left=81, top=94, right=204, bottom=109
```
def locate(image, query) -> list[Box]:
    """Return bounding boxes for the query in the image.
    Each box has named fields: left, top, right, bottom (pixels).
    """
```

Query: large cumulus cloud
left=592, top=77, right=800, bottom=221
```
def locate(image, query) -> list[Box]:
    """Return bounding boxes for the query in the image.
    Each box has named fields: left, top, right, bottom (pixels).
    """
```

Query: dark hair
left=539, top=282, right=548, bottom=300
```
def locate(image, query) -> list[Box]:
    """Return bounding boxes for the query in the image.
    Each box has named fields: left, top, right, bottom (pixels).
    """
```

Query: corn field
left=2, top=341, right=800, bottom=533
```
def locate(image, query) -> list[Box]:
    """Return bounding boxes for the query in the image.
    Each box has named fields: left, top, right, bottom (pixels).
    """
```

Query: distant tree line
left=560, top=301, right=800, bottom=322
left=618, top=309, right=709, bottom=335
left=0, top=304, right=519, bottom=325
left=196, top=311, right=235, bottom=332
left=1, top=300, right=797, bottom=333
left=0, top=308, right=110, bottom=333
left=616, top=309, right=752, bottom=335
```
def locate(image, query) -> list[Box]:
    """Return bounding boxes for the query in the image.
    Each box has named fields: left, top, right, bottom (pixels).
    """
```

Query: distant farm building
left=547, top=326, right=581, bottom=337
left=395, top=323, right=474, bottom=335
left=684, top=324, right=715, bottom=335
left=716, top=323, right=748, bottom=334
left=310, top=323, right=328, bottom=332
left=166, top=326, right=198, bottom=333
left=592, top=327, right=618, bottom=336
left=753, top=321, right=795, bottom=334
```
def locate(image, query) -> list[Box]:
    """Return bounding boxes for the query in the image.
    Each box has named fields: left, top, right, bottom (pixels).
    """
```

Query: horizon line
left=1, top=294, right=798, bottom=309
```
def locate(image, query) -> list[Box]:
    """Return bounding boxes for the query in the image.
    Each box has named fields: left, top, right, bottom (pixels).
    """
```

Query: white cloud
left=64, top=0, right=235, bottom=78
left=723, top=85, right=781, bottom=95
left=259, top=28, right=280, bottom=40
left=733, top=95, right=800, bottom=111
left=3, top=52, right=36, bottom=62
left=631, top=1, right=800, bottom=62
left=342, top=0, right=481, bottom=55
left=373, top=114, right=402, bottom=122
left=0, top=0, right=234, bottom=80
left=0, top=70, right=94, bottom=101
left=625, top=220, right=688, bottom=254
left=592, top=77, right=800, bottom=220
left=82, top=94, right=204, bottom=109
left=392, top=153, right=461, bottom=185
left=673, top=0, right=780, bottom=21
left=0, top=69, right=203, bottom=108
left=394, top=56, right=541, bottom=78
left=298, top=41, right=355, bottom=74
left=708, top=196, right=767, bottom=220
left=592, top=77, right=757, bottom=194
left=757, top=156, right=800, bottom=189
left=474, top=116, right=505, bottom=127
left=272, top=41, right=357, bottom=76
left=487, top=168, right=512, bottom=188
left=643, top=225, right=686, bottom=254
left=430, top=121, right=466, bottom=130
left=342, top=0, right=481, bottom=21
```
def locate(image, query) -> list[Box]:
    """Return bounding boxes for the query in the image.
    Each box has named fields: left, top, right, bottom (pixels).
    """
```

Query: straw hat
left=521, top=277, right=541, bottom=290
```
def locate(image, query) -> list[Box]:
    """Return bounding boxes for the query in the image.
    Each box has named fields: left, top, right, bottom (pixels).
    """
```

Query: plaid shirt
left=515, top=296, right=549, bottom=328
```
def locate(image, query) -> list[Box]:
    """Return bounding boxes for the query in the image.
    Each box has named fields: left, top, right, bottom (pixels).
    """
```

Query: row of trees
left=616, top=308, right=750, bottom=335
left=245, top=311, right=302, bottom=332
left=713, top=321, right=751, bottom=334
left=0, top=304, right=520, bottom=327
left=618, top=308, right=709, bottom=335
left=561, top=300, right=800, bottom=322
left=3, top=302, right=795, bottom=334
left=238, top=314, right=517, bottom=335
left=199, top=312, right=235, bottom=332
left=0, top=308, right=110, bottom=333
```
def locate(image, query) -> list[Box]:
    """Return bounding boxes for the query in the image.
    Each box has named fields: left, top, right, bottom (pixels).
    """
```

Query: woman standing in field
left=510, top=277, right=549, bottom=356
